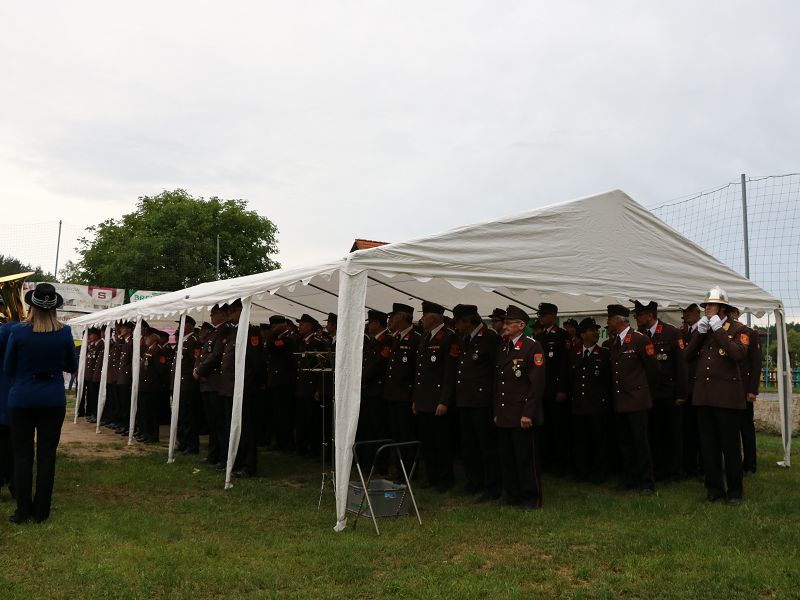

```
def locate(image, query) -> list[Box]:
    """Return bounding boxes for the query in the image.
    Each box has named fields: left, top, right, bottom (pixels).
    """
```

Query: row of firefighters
left=78, top=291, right=761, bottom=510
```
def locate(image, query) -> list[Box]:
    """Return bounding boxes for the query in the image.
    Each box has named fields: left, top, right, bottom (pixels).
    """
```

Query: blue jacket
left=0, top=323, right=12, bottom=424
left=3, top=323, right=79, bottom=409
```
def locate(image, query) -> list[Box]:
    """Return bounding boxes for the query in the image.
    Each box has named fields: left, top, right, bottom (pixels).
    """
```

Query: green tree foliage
left=0, top=254, right=57, bottom=281
left=62, top=190, right=279, bottom=291
left=767, top=327, right=800, bottom=368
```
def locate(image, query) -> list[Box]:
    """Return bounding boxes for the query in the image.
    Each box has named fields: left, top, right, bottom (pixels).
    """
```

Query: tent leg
left=774, top=308, right=792, bottom=467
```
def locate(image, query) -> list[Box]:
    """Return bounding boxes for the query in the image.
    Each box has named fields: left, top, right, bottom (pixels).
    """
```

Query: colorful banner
left=23, top=282, right=125, bottom=310
left=128, top=289, right=167, bottom=303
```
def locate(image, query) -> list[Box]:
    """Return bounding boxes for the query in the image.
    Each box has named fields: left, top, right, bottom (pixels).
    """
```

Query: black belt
left=32, top=372, right=57, bottom=381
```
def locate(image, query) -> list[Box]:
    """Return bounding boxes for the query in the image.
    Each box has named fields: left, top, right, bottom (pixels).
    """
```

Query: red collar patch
left=624, top=334, right=631, bottom=344
left=514, top=340, right=523, bottom=350
left=435, top=330, right=445, bottom=340
left=655, top=323, right=663, bottom=335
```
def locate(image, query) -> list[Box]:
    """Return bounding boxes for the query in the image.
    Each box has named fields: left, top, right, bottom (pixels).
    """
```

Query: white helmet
left=700, top=286, right=730, bottom=307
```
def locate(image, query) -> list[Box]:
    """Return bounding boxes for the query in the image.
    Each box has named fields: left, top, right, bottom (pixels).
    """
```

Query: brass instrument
left=0, top=272, right=33, bottom=323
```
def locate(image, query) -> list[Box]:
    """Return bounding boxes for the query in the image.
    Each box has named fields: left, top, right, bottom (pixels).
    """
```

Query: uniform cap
left=296, top=313, right=320, bottom=327
left=452, top=304, right=478, bottom=320
left=388, top=303, right=414, bottom=318
left=607, top=304, right=630, bottom=318
left=577, top=317, right=600, bottom=334
left=490, top=307, right=506, bottom=320
left=367, top=309, right=388, bottom=325
left=505, top=305, right=530, bottom=323
left=682, top=303, right=700, bottom=312
left=325, top=312, right=337, bottom=324
left=537, top=302, right=558, bottom=316
left=632, top=300, right=658, bottom=314
left=563, top=318, right=579, bottom=327
left=268, top=315, right=287, bottom=325
left=700, top=287, right=730, bottom=307
left=421, top=301, right=445, bottom=315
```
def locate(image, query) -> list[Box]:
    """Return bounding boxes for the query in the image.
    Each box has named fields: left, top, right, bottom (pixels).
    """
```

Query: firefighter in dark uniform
left=494, top=305, right=546, bottom=511
left=563, top=318, right=580, bottom=350
left=294, top=314, right=330, bottom=458
left=489, top=308, right=506, bottom=336
left=360, top=310, right=392, bottom=443
left=84, top=327, right=102, bottom=423
left=114, top=322, right=135, bottom=436
left=681, top=303, right=703, bottom=477
left=536, top=303, right=571, bottom=474
left=686, top=288, right=751, bottom=504
left=138, top=330, right=168, bottom=443
left=265, top=315, right=298, bottom=453
left=194, top=304, right=230, bottom=468
left=567, top=318, right=613, bottom=483
left=633, top=300, right=688, bottom=481
left=100, top=327, right=119, bottom=427
left=383, top=303, right=420, bottom=447
left=412, top=301, right=458, bottom=491
left=728, top=306, right=762, bottom=474
left=173, top=316, right=202, bottom=454
left=607, top=304, right=659, bottom=495
left=452, top=304, right=500, bottom=498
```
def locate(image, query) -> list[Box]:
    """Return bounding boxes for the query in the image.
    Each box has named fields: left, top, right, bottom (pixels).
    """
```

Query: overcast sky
left=2, top=1, right=799, bottom=274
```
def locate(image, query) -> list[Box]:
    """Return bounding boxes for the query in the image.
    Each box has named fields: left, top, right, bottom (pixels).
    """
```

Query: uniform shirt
left=493, top=334, right=546, bottom=427
left=139, top=342, right=168, bottom=393
left=454, top=324, right=497, bottom=408
left=686, top=319, right=751, bottom=409
left=638, top=320, right=688, bottom=401
left=195, top=323, right=230, bottom=393
left=609, top=328, right=658, bottom=413
left=412, top=324, right=458, bottom=413
left=171, top=332, right=201, bottom=393
left=538, top=325, right=570, bottom=397
left=568, top=343, right=612, bottom=415
left=384, top=327, right=421, bottom=403
left=115, top=335, right=134, bottom=386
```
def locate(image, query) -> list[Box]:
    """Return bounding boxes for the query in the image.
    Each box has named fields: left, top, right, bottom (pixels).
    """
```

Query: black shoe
left=9, top=512, right=30, bottom=524
left=234, top=469, right=253, bottom=478
left=520, top=502, right=541, bottom=512
left=214, top=462, right=227, bottom=471
left=726, top=496, right=742, bottom=506
left=743, top=467, right=756, bottom=475
left=476, top=490, right=502, bottom=503
left=614, top=481, right=636, bottom=492
left=706, top=492, right=726, bottom=503
left=435, top=481, right=453, bottom=493
left=199, top=457, right=211, bottom=464
left=639, top=487, right=656, bottom=497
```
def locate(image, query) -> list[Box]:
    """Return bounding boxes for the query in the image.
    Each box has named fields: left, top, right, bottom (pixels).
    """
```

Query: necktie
left=584, top=349, right=590, bottom=359
left=646, top=329, right=652, bottom=338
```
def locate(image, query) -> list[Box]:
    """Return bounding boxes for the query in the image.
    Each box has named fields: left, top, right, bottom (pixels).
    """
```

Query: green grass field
left=0, top=433, right=798, bottom=600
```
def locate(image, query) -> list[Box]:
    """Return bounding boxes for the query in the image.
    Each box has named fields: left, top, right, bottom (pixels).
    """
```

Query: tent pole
left=168, top=314, right=187, bottom=464
left=491, top=290, right=539, bottom=314
left=96, top=325, right=112, bottom=434
left=74, top=328, right=89, bottom=424
left=128, top=318, right=143, bottom=447
left=366, top=275, right=448, bottom=310
left=774, top=308, right=792, bottom=467
left=272, top=292, right=330, bottom=317
left=224, top=297, right=252, bottom=489
left=307, top=282, right=381, bottom=312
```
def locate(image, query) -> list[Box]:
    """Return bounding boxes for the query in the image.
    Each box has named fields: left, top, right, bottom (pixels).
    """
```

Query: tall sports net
left=651, top=173, right=800, bottom=321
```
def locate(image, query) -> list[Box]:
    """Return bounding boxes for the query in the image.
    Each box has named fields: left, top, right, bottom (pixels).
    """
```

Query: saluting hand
left=747, top=393, right=757, bottom=402
left=520, top=416, right=533, bottom=429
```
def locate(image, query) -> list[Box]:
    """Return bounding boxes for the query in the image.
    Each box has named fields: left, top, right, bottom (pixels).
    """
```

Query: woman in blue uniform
left=3, top=283, right=78, bottom=524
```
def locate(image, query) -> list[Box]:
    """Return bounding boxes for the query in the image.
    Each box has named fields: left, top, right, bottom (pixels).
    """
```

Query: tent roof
left=70, top=189, right=782, bottom=328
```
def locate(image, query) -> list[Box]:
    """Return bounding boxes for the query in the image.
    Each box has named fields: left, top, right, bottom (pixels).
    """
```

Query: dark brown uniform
left=641, top=320, right=688, bottom=481
left=195, top=323, right=230, bottom=464
left=101, top=335, right=119, bottom=426
left=294, top=332, right=331, bottom=457
left=85, top=338, right=104, bottom=420
left=681, top=323, right=702, bottom=476
left=686, top=318, right=750, bottom=500
left=360, top=330, right=392, bottom=443
left=265, top=329, right=298, bottom=452
left=412, top=326, right=458, bottom=489
left=610, top=328, right=658, bottom=491
left=740, top=325, right=762, bottom=473
left=383, top=328, right=421, bottom=445
left=114, top=335, right=134, bottom=432
left=172, top=332, right=202, bottom=453
left=455, top=325, right=500, bottom=494
left=539, top=325, right=572, bottom=473
left=138, top=342, right=169, bottom=442
left=568, top=344, right=613, bottom=483
left=494, top=335, right=546, bottom=508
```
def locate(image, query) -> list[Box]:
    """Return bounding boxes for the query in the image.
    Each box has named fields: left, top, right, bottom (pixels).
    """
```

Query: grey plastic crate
left=347, top=478, right=409, bottom=518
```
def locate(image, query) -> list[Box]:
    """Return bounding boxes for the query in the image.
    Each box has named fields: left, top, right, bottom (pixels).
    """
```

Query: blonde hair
left=25, top=306, right=64, bottom=333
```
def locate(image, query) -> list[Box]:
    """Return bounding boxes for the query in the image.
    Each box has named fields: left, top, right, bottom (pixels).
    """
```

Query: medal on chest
left=430, top=354, right=437, bottom=363
left=472, top=352, right=479, bottom=361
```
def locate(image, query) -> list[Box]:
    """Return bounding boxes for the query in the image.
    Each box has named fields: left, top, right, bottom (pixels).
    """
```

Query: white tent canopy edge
left=68, top=189, right=792, bottom=531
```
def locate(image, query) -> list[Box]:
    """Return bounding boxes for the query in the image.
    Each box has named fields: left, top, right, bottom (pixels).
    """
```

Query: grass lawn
left=0, top=431, right=798, bottom=600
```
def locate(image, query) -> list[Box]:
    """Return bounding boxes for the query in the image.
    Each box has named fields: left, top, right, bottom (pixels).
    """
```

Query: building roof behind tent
left=345, top=189, right=782, bottom=317
left=350, top=239, right=389, bottom=252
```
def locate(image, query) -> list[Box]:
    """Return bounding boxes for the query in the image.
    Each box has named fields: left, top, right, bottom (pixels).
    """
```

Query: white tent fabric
left=73, top=329, right=89, bottom=424
left=68, top=189, right=792, bottom=530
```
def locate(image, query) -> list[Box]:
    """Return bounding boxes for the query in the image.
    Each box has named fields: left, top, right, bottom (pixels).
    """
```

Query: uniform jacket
left=106, top=336, right=119, bottom=385
left=195, top=323, right=231, bottom=393
left=295, top=332, right=331, bottom=398
left=681, top=325, right=699, bottom=395
left=454, top=325, right=497, bottom=408
left=0, top=323, right=13, bottom=424
left=568, top=344, right=612, bottom=415
left=384, top=328, right=421, bottom=403
left=3, top=323, right=79, bottom=408
left=219, top=325, right=267, bottom=398
left=412, top=326, right=458, bottom=413
left=493, top=335, right=546, bottom=427
left=609, top=328, right=658, bottom=413
left=539, top=325, right=571, bottom=398
left=90, top=339, right=106, bottom=383
left=638, top=320, right=688, bottom=401
left=115, top=335, right=134, bottom=386
left=170, top=333, right=201, bottom=394
left=139, top=343, right=169, bottom=393
left=741, top=325, right=762, bottom=396
left=686, top=319, right=750, bottom=410
left=362, top=330, right=392, bottom=397
left=265, top=329, right=298, bottom=388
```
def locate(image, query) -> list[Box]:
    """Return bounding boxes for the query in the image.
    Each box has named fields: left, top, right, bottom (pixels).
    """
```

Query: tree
left=767, top=327, right=800, bottom=368
left=0, top=255, right=57, bottom=282
left=62, top=190, right=280, bottom=291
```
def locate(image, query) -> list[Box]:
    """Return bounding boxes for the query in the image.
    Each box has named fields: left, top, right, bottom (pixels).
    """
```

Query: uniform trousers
left=497, top=426, right=542, bottom=507
left=138, top=391, right=160, bottom=442
left=572, top=412, right=610, bottom=483
left=650, top=396, right=683, bottom=480
left=201, top=391, right=224, bottom=463
left=459, top=406, right=500, bottom=493
left=294, top=394, right=315, bottom=456
left=77, top=383, right=87, bottom=416
left=100, top=384, right=116, bottom=424
left=216, top=395, right=233, bottom=464
left=234, top=395, right=258, bottom=474
left=86, top=381, right=100, bottom=419
left=116, top=384, right=132, bottom=429
left=9, top=406, right=65, bottom=521
left=697, top=406, right=744, bottom=499
left=255, top=389, right=272, bottom=447
left=740, top=401, right=757, bottom=472
left=541, top=396, right=572, bottom=474
left=681, top=397, right=702, bottom=477
left=268, top=384, right=295, bottom=452
left=0, top=424, right=13, bottom=495
left=416, top=412, right=453, bottom=487
left=177, top=388, right=201, bottom=452
left=615, top=410, right=655, bottom=490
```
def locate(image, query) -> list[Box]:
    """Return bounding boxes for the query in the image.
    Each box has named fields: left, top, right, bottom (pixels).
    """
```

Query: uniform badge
left=533, top=353, right=544, bottom=366
left=449, top=344, right=460, bottom=358
left=159, top=356, right=166, bottom=365
left=275, top=339, right=285, bottom=348
left=548, top=351, right=554, bottom=358
left=624, top=334, right=631, bottom=344
left=723, top=322, right=730, bottom=331
left=250, top=335, right=260, bottom=347
left=472, top=352, right=479, bottom=361
left=380, top=346, right=391, bottom=359
left=515, top=370, right=522, bottom=378
left=677, top=339, right=685, bottom=350
left=740, top=333, right=750, bottom=345
left=719, top=348, right=727, bottom=356
left=194, top=348, right=201, bottom=359
left=430, top=355, right=437, bottom=363
left=401, top=356, right=408, bottom=363
left=645, top=344, right=655, bottom=357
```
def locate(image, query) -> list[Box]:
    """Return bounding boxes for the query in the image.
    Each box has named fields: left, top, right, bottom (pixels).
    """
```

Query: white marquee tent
left=69, top=189, right=793, bottom=532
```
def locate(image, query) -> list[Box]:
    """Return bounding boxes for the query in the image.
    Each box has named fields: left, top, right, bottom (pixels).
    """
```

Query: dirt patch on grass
left=59, top=415, right=168, bottom=459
